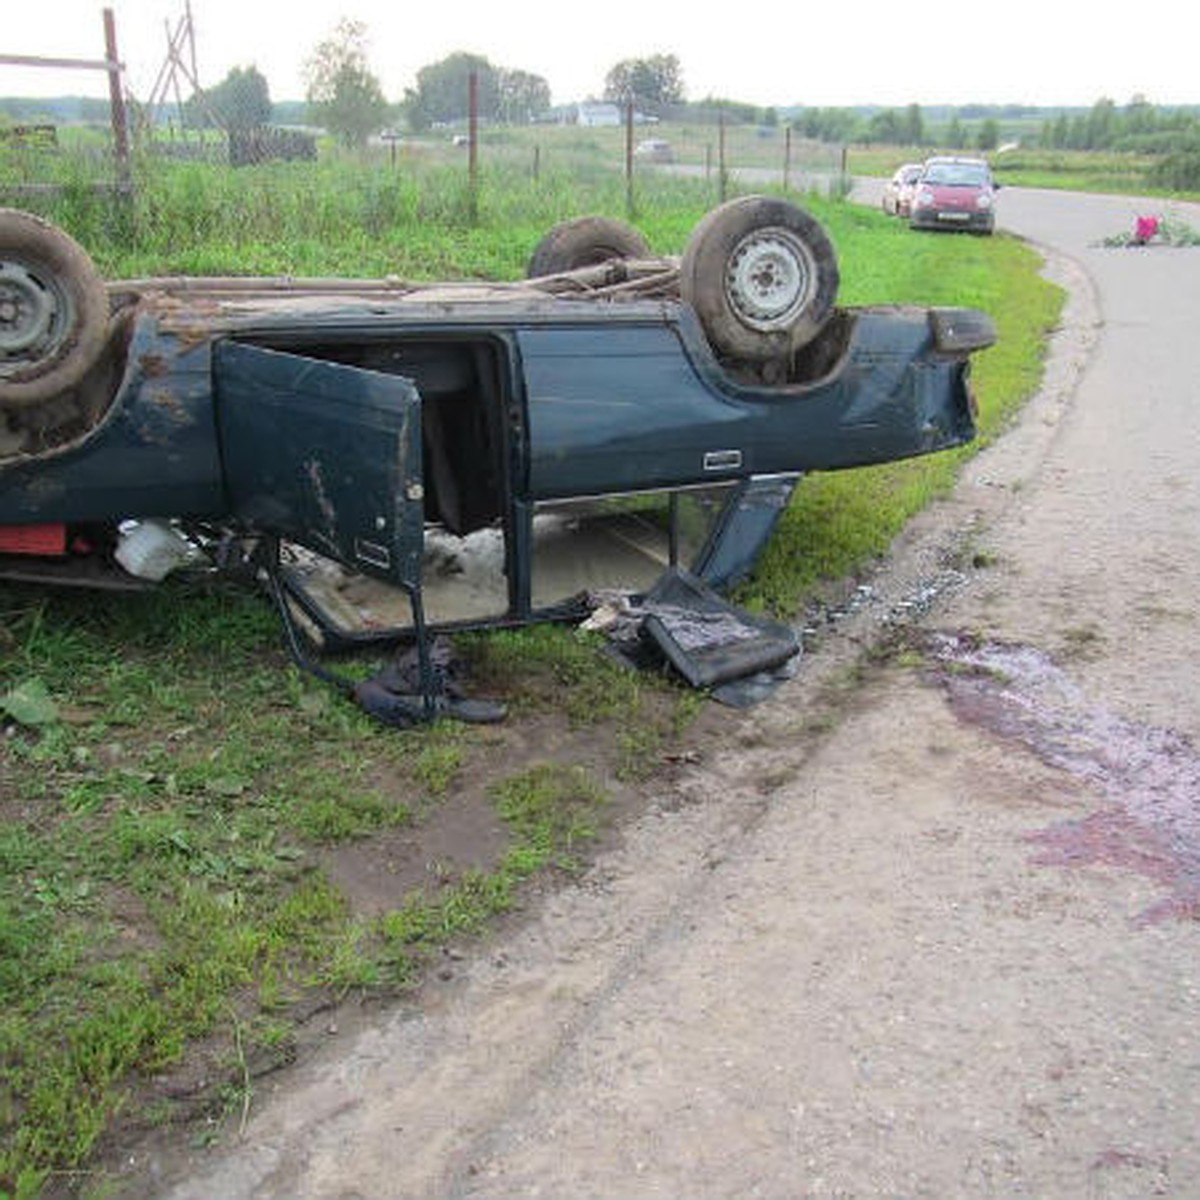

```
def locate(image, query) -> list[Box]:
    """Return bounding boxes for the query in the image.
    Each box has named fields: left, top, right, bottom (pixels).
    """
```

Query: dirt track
left=158, top=189, right=1200, bottom=1199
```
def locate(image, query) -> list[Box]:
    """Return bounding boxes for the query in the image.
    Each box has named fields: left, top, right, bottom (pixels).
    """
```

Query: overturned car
left=0, top=196, right=994, bottom=721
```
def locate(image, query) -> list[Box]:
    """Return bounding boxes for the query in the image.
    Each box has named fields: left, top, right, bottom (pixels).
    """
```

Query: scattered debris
left=589, top=568, right=800, bottom=707
left=1099, top=212, right=1200, bottom=247
left=797, top=564, right=971, bottom=647
left=0, top=677, right=58, bottom=728
left=352, top=637, right=507, bottom=728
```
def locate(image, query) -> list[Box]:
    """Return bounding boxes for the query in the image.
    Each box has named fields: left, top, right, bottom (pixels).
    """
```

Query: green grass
left=0, top=579, right=689, bottom=1195
left=0, top=156, right=1061, bottom=1195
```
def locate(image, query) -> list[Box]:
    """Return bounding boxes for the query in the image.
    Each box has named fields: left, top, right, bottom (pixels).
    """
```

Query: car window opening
left=226, top=333, right=514, bottom=627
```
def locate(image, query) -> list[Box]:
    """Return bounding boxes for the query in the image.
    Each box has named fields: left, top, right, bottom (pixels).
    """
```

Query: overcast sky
left=6, top=0, right=1197, bottom=110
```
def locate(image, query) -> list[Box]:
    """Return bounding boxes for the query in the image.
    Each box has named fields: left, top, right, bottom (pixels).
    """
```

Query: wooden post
left=468, top=71, right=479, bottom=224
left=718, top=113, right=728, bottom=203
left=625, top=96, right=635, bottom=219
left=103, top=8, right=130, bottom=188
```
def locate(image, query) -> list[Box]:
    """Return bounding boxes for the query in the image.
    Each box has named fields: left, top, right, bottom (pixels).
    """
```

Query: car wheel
left=526, top=216, right=650, bottom=277
left=680, top=195, right=839, bottom=363
left=0, top=208, right=110, bottom=411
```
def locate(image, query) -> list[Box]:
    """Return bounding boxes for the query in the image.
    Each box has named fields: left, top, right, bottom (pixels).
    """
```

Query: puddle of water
left=926, top=633, right=1200, bottom=924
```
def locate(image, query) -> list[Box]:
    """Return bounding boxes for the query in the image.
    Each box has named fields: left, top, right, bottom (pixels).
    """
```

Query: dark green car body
left=0, top=283, right=988, bottom=622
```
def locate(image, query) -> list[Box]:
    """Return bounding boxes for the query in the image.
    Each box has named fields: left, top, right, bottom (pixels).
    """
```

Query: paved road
left=161, top=187, right=1200, bottom=1200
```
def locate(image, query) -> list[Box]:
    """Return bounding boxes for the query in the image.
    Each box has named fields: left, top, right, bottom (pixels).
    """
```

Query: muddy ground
left=111, top=189, right=1200, bottom=1198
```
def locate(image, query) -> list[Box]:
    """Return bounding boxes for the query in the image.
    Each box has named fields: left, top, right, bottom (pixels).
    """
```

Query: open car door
left=213, top=342, right=463, bottom=724
left=214, top=341, right=424, bottom=590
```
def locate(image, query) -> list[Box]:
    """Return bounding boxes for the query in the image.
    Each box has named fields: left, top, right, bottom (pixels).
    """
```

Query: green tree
left=695, top=96, right=758, bottom=125
left=496, top=69, right=551, bottom=124
left=1039, top=113, right=1070, bottom=148
left=903, top=103, right=925, bottom=144
left=184, top=66, right=271, bottom=130
left=793, top=107, right=861, bottom=143
left=864, top=105, right=924, bottom=146
left=603, top=54, right=684, bottom=116
left=1123, top=94, right=1157, bottom=136
left=404, top=54, right=550, bottom=129
left=405, top=52, right=497, bottom=130
left=304, top=19, right=388, bottom=148
left=866, top=108, right=904, bottom=144
left=976, top=117, right=1000, bottom=151
left=1149, top=147, right=1200, bottom=190
left=1085, top=97, right=1116, bottom=149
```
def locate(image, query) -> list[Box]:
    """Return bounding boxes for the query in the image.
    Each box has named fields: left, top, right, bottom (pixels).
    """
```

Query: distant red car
left=909, top=157, right=998, bottom=235
left=881, top=163, right=922, bottom=217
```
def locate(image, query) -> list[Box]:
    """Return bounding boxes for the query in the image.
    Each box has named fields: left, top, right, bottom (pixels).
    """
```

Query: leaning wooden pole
left=103, top=7, right=132, bottom=197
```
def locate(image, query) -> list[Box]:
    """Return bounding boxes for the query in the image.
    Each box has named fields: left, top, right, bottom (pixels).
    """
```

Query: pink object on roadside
left=1134, top=215, right=1160, bottom=243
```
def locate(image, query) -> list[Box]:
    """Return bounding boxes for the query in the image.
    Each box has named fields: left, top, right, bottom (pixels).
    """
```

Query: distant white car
left=634, top=138, right=673, bottom=164
left=881, top=163, right=923, bottom=217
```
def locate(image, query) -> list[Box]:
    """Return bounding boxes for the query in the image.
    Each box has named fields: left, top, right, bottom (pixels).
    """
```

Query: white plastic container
left=114, top=520, right=198, bottom=582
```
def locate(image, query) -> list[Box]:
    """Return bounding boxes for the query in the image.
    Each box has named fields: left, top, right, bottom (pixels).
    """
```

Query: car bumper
left=910, top=206, right=994, bottom=232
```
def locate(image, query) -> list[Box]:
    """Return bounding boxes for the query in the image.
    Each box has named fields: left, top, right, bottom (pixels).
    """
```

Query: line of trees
left=793, top=97, right=1200, bottom=153
left=1037, top=96, right=1199, bottom=153
left=602, top=55, right=684, bottom=117
left=787, top=95, right=1200, bottom=182
left=787, top=104, right=1005, bottom=149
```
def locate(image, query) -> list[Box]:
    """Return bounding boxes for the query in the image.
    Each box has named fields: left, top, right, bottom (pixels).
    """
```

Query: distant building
left=577, top=102, right=621, bottom=127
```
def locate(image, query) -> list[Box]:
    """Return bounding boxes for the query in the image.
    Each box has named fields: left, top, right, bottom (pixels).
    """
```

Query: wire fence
left=1, top=24, right=849, bottom=267
left=0, top=96, right=846, bottom=189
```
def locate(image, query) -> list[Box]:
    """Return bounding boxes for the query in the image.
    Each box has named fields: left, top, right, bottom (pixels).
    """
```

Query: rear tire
left=680, top=195, right=839, bottom=363
left=0, top=209, right=109, bottom=410
left=526, top=216, right=650, bottom=277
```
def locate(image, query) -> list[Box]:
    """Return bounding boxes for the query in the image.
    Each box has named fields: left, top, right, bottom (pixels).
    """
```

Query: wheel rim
left=723, top=227, right=817, bottom=332
left=0, top=258, right=73, bottom=376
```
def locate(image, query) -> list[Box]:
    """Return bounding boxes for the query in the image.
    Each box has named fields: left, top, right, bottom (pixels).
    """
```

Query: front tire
left=0, top=209, right=109, bottom=411
left=680, top=195, right=839, bottom=363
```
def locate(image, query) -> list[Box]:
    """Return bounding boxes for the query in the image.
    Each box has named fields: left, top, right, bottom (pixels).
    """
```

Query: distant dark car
left=881, top=163, right=923, bottom=217
left=0, top=198, right=993, bottom=720
left=909, top=157, right=998, bottom=234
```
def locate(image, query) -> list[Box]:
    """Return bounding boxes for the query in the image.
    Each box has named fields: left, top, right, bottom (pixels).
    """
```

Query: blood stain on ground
left=923, top=632, right=1200, bottom=923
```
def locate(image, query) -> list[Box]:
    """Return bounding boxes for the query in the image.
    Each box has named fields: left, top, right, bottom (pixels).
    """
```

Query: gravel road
left=159, top=186, right=1200, bottom=1200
